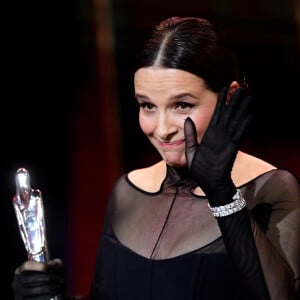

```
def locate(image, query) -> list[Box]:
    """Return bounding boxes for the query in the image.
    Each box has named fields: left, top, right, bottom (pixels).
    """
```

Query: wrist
left=205, top=183, right=236, bottom=207
left=208, top=189, right=247, bottom=218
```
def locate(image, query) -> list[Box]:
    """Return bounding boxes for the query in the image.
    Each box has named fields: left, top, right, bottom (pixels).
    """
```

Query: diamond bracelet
left=207, top=189, right=246, bottom=218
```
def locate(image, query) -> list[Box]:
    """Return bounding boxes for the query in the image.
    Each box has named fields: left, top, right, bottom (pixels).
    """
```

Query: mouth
left=158, top=139, right=185, bottom=150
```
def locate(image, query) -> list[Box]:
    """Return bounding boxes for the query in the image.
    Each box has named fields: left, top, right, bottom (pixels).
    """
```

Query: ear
left=226, top=81, right=240, bottom=104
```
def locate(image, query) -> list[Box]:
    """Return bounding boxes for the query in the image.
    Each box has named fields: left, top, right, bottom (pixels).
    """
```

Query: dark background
left=2, top=0, right=299, bottom=298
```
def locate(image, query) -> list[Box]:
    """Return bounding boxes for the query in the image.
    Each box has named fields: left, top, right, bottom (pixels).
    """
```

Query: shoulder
left=258, top=168, right=300, bottom=199
left=237, top=152, right=300, bottom=207
left=232, top=151, right=277, bottom=186
left=106, top=161, right=166, bottom=213
left=234, top=151, right=299, bottom=187
left=127, top=160, right=167, bottom=192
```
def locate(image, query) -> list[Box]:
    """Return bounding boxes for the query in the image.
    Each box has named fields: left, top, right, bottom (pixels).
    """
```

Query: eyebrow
left=135, top=93, right=148, bottom=99
left=172, top=92, right=196, bottom=100
left=135, top=92, right=196, bottom=101
left=134, top=94, right=149, bottom=102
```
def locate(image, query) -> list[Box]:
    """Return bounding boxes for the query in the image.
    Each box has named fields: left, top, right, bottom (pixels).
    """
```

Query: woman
left=13, top=17, right=300, bottom=300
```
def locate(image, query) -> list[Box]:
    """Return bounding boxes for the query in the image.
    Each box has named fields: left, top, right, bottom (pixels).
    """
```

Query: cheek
left=192, top=111, right=214, bottom=143
left=139, top=114, right=155, bottom=135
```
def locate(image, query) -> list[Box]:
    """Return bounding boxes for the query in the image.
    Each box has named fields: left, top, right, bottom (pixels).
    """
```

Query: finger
left=222, top=87, right=245, bottom=129
left=18, top=271, right=54, bottom=286
left=184, top=117, right=198, bottom=167
left=48, top=258, right=63, bottom=268
left=47, top=259, right=64, bottom=275
left=227, top=94, right=253, bottom=136
left=209, top=86, right=227, bottom=128
left=16, top=261, right=47, bottom=274
left=233, top=112, right=253, bottom=145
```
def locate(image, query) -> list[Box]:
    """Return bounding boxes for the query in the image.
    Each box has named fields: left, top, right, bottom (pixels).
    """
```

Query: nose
left=155, top=112, right=178, bottom=140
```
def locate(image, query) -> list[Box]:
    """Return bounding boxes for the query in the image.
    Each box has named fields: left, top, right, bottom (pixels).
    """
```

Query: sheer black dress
left=89, top=165, right=300, bottom=300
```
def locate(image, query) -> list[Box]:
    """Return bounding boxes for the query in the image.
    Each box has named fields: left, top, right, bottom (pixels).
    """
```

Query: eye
left=139, top=102, right=156, bottom=111
left=175, top=102, right=194, bottom=112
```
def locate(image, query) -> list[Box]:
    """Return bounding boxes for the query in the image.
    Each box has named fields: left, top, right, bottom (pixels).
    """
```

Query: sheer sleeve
left=218, top=169, right=300, bottom=300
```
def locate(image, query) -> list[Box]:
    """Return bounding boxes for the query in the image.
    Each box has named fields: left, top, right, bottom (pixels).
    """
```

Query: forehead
left=134, top=67, right=207, bottom=94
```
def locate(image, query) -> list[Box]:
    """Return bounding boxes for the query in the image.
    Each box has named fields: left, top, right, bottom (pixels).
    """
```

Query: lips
left=159, top=139, right=185, bottom=150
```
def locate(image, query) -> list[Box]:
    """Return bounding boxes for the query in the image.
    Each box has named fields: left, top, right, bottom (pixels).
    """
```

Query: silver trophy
left=13, top=168, right=61, bottom=300
left=13, top=167, right=49, bottom=262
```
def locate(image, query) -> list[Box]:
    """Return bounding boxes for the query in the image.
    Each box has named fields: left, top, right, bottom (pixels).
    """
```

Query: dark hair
left=139, top=16, right=239, bottom=92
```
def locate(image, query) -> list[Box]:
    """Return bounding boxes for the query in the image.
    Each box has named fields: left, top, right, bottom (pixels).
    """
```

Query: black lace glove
left=12, top=258, right=65, bottom=300
left=184, top=87, right=253, bottom=206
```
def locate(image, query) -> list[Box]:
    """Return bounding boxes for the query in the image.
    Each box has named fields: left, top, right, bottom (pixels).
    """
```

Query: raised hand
left=184, top=87, right=253, bottom=206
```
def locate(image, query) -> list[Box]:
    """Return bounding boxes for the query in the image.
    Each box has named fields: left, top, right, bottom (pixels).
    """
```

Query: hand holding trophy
left=12, top=168, right=63, bottom=300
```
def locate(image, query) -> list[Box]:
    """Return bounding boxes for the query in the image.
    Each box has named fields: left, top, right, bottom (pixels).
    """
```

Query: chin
left=156, top=148, right=187, bottom=166
left=163, top=157, right=187, bottom=168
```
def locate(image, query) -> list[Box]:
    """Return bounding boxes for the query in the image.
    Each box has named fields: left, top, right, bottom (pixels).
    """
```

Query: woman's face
left=134, top=67, right=218, bottom=167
